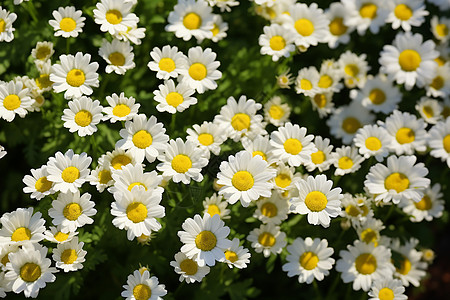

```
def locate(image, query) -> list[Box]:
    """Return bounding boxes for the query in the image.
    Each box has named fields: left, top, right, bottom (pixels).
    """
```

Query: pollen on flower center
left=422, top=106, right=434, bottom=118
left=231, top=113, right=251, bottom=131
left=211, top=23, right=220, bottom=36
left=261, top=202, right=278, bottom=218
left=252, top=151, right=267, bottom=161
left=74, top=110, right=93, bottom=127
left=231, top=171, right=254, bottom=191
left=35, top=176, right=52, bottom=192
left=378, top=287, right=395, bottom=300
left=414, top=195, right=432, bottom=211
left=342, top=117, right=361, bottom=134
left=111, top=154, right=132, bottom=170
left=318, top=75, right=333, bottom=89
left=60, top=17, right=76, bottom=32
left=133, top=284, right=152, bottom=300
left=3, top=94, right=21, bottom=111
left=396, top=255, right=412, bottom=275
left=207, top=204, right=220, bottom=216
left=183, top=12, right=202, bottom=30
left=300, top=79, right=312, bottom=90
left=188, top=63, right=207, bottom=81
left=305, top=191, right=328, bottom=212
left=36, top=74, right=53, bottom=90
left=359, top=3, right=377, bottom=19
left=355, top=253, right=377, bottom=275
left=269, top=35, right=286, bottom=51
left=36, top=46, right=51, bottom=60
left=106, top=9, right=123, bottom=25
left=329, top=17, right=347, bottom=36
left=63, top=203, right=82, bottom=221
left=180, top=259, right=198, bottom=275
left=128, top=182, right=147, bottom=191
left=132, top=130, right=153, bottom=149
left=166, top=92, right=184, bottom=107
left=61, top=166, right=80, bottom=183
left=275, top=173, right=291, bottom=188
left=338, top=156, right=353, bottom=169
left=171, top=154, right=192, bottom=173
left=54, top=231, right=69, bottom=242
left=269, top=105, right=284, bottom=120
left=436, top=23, right=449, bottom=37
left=20, top=263, right=41, bottom=282
left=443, top=135, right=450, bottom=153
left=126, top=202, right=148, bottom=223
left=430, top=76, right=444, bottom=90
left=113, top=104, right=131, bottom=117
left=66, top=69, right=86, bottom=87
left=311, top=150, right=326, bottom=164
left=61, top=249, right=78, bottom=264
left=225, top=250, right=238, bottom=263
left=345, top=205, right=361, bottom=217
left=195, top=230, right=217, bottom=251
left=314, top=94, right=327, bottom=108
left=258, top=232, right=276, bottom=247
left=384, top=172, right=410, bottom=193
left=294, top=18, right=314, bottom=36
left=198, top=133, right=214, bottom=146
left=361, top=228, right=378, bottom=245
left=398, top=49, right=421, bottom=72
left=395, top=127, right=415, bottom=144
left=365, top=137, right=382, bottom=151
left=299, top=251, right=319, bottom=270
left=108, top=52, right=125, bottom=66
left=159, top=57, right=176, bottom=73
left=369, top=88, right=386, bottom=105
left=0, top=19, right=6, bottom=33
left=344, top=64, right=359, bottom=77
left=11, top=227, right=31, bottom=242
left=394, top=4, right=413, bottom=21
left=283, top=138, right=302, bottom=155
left=98, top=170, right=112, bottom=184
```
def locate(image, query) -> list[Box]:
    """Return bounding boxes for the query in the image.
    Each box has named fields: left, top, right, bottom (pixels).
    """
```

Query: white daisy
left=294, top=66, right=321, bottom=97
left=0, top=7, right=17, bottom=42
left=340, top=193, right=373, bottom=225
left=207, top=0, right=239, bottom=12
left=98, top=38, right=135, bottom=75
left=304, top=136, right=334, bottom=172
left=385, top=0, right=428, bottom=31
left=276, top=68, right=295, bottom=89
left=115, top=24, right=146, bottom=45
left=186, top=121, right=226, bottom=158
left=86, top=165, right=114, bottom=193
left=332, top=146, right=365, bottom=176
left=263, top=96, right=291, bottom=127
left=353, top=124, right=393, bottom=162
left=259, top=23, right=296, bottom=62
left=102, top=92, right=140, bottom=123
left=310, top=92, right=335, bottom=118
left=49, top=6, right=85, bottom=38
left=428, top=118, right=450, bottom=167
left=109, top=163, right=163, bottom=196
left=325, top=2, right=354, bottom=49
left=153, top=79, right=197, bottom=114
left=342, top=0, right=389, bottom=35
left=390, top=238, right=427, bottom=287
left=247, top=223, right=286, bottom=258
left=62, top=96, right=103, bottom=137
left=43, top=225, right=78, bottom=244
left=31, top=41, right=54, bottom=63
left=0, top=207, right=45, bottom=245
left=368, top=278, right=407, bottom=300
left=318, top=61, right=344, bottom=93
left=426, top=62, right=450, bottom=98
left=338, top=50, right=370, bottom=88
left=147, top=45, right=187, bottom=80
left=52, top=237, right=86, bottom=272
left=22, top=166, right=55, bottom=200
left=0, top=145, right=6, bottom=160
left=399, top=183, right=444, bottom=222
left=270, top=162, right=299, bottom=193
left=430, top=15, right=450, bottom=43
left=415, top=96, right=443, bottom=124
left=121, top=269, right=167, bottom=300
left=93, top=0, right=139, bottom=35
left=202, top=193, right=230, bottom=220
left=0, top=243, right=19, bottom=271
left=34, top=60, right=54, bottom=94
left=254, top=193, right=289, bottom=225
left=242, top=135, right=277, bottom=165
left=170, top=252, right=210, bottom=283
left=209, top=14, right=228, bottom=43
left=100, top=147, right=137, bottom=172
left=355, top=217, right=385, bottom=246
left=223, top=238, right=251, bottom=269
left=0, top=80, right=33, bottom=122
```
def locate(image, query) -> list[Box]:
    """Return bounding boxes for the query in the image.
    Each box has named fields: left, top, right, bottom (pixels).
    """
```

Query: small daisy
left=50, top=52, right=99, bottom=99
left=31, top=41, right=54, bottom=63
left=379, top=32, right=438, bottom=91
left=207, top=0, right=239, bottom=12
left=0, top=207, right=46, bottom=245
left=254, top=193, right=289, bottom=225
left=270, top=163, right=298, bottom=193
left=43, top=225, right=78, bottom=244
left=86, top=165, right=114, bottom=193
left=52, top=237, right=86, bottom=272
left=22, top=166, right=55, bottom=200
left=209, top=14, right=228, bottom=43
left=304, top=136, right=334, bottom=173
left=202, top=193, right=231, bottom=220
left=310, top=92, right=335, bottom=118
left=153, top=79, right=197, bottom=114
left=46, top=149, right=92, bottom=193
left=0, top=80, right=33, bottom=122
left=364, top=155, right=430, bottom=204
left=170, top=252, right=210, bottom=283
left=34, top=60, right=54, bottom=94
left=242, top=135, right=276, bottom=164
left=353, top=125, right=393, bottom=162
left=294, top=66, right=321, bottom=97
left=332, top=146, right=365, bottom=176
left=93, top=0, right=139, bottom=35
left=325, top=2, right=354, bottom=49
left=62, top=96, right=103, bottom=137
left=98, top=38, right=135, bottom=75
left=342, top=0, right=389, bottom=35
left=109, top=163, right=163, bottom=196
left=338, top=50, right=370, bottom=88
left=186, top=121, right=226, bottom=158
left=0, top=243, right=19, bottom=271
left=390, top=238, right=427, bottom=287
left=355, top=217, right=384, bottom=246
left=276, top=68, right=294, bottom=89
left=179, top=46, right=222, bottom=94
left=111, top=188, right=165, bottom=241
left=385, top=0, right=428, bottom=32
left=116, top=114, right=169, bottom=164
left=217, top=150, right=275, bottom=207
left=263, top=96, right=291, bottom=127
left=426, top=62, right=450, bottom=98
left=100, top=147, right=137, bottom=172
left=340, top=193, right=373, bottom=225
left=178, top=213, right=232, bottom=267
left=415, top=97, right=442, bottom=124
left=48, top=190, right=97, bottom=233
left=400, top=183, right=444, bottom=222
left=0, top=7, right=17, bottom=42
left=317, top=62, right=343, bottom=93
left=49, top=6, right=85, bottom=38
left=121, top=269, right=167, bottom=300
left=115, top=24, right=146, bottom=45
left=223, top=238, right=251, bottom=269
left=369, top=278, right=407, bottom=300
left=147, top=45, right=186, bottom=80
left=102, top=92, right=140, bottom=123
left=259, top=23, right=296, bottom=62
left=247, top=223, right=286, bottom=258
left=431, top=16, right=450, bottom=43
left=428, top=118, right=450, bottom=167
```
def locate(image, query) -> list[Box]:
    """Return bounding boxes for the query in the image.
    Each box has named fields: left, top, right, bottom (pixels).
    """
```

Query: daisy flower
left=4, top=243, right=57, bottom=298
left=379, top=32, right=438, bottom=90
left=86, top=165, right=114, bottom=193
left=98, top=38, right=135, bottom=75
left=276, top=68, right=294, bottom=89
left=202, top=193, right=231, bottom=220
left=0, top=80, right=33, bottom=122
left=304, top=136, right=334, bottom=172
left=426, top=62, right=450, bottom=98
left=170, top=252, right=210, bottom=283
left=399, top=183, right=444, bottom=222
left=310, top=92, right=335, bottom=118
left=342, top=0, right=389, bottom=35
left=254, top=193, right=289, bottom=225
left=336, top=240, right=394, bottom=292
left=340, top=193, right=373, bottom=225
left=430, top=15, right=450, bottom=43
left=0, top=243, right=19, bottom=271
left=43, top=225, right=78, bottom=244
left=290, top=174, right=343, bottom=228
left=0, top=145, right=6, bottom=160
left=223, top=238, right=251, bottom=269
left=147, top=45, right=186, bottom=80
left=318, top=62, right=343, bottom=93
left=385, top=0, right=428, bottom=31
left=165, top=0, right=214, bottom=42
left=270, top=162, right=299, bottom=193
left=93, top=0, right=139, bottom=35
left=116, top=114, right=169, bottom=164
left=247, top=223, right=286, bottom=258
left=242, top=135, right=276, bottom=164
left=52, top=237, right=86, bottom=272
left=355, top=217, right=384, bottom=246
left=207, top=0, right=239, bottom=12
left=368, top=278, right=407, bottom=300
left=100, top=147, right=137, bottom=172
left=209, top=14, right=228, bottom=43
left=62, top=96, right=103, bottom=137
left=428, top=118, right=450, bottom=167
left=332, top=146, right=365, bottom=176
left=48, top=190, right=97, bottom=233
left=102, top=92, right=140, bottom=123
left=111, top=188, right=165, bottom=241
left=0, top=7, right=17, bottom=42
left=31, top=41, right=54, bottom=63
left=49, top=6, right=85, bottom=38
left=415, top=96, right=442, bottom=124
left=338, top=50, right=370, bottom=88
left=46, top=149, right=92, bottom=193
left=109, top=163, right=163, bottom=196
left=217, top=150, right=275, bottom=207
left=179, top=46, right=222, bottom=94
left=34, top=60, right=54, bottom=94
left=390, top=238, right=427, bottom=287
left=325, top=2, right=354, bottom=49
left=153, top=79, right=197, bottom=114
left=259, top=23, right=296, bottom=62
left=186, top=121, right=226, bottom=158
left=353, top=125, right=393, bottom=162
left=0, top=207, right=45, bottom=245
left=121, top=269, right=167, bottom=300
left=364, top=155, right=430, bottom=204
left=22, top=166, right=55, bottom=200
left=178, top=213, right=231, bottom=267
left=294, top=66, right=321, bottom=97
left=50, top=52, right=99, bottom=99
left=263, top=96, right=291, bottom=127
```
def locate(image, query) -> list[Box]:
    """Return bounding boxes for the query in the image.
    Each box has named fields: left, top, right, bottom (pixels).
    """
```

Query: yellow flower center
left=207, top=204, right=220, bottom=216
left=338, top=156, right=354, bottom=170
left=128, top=182, right=147, bottom=191
left=269, top=35, right=286, bottom=51
left=355, top=253, right=377, bottom=274
left=359, top=3, right=377, bottom=19
left=133, top=284, right=152, bottom=300
left=275, top=173, right=291, bottom=188
left=436, top=23, right=449, bottom=37
left=20, top=263, right=41, bottom=282
left=365, top=137, right=382, bottom=151
left=394, top=4, right=412, bottom=21
left=269, top=105, right=284, bottom=120
left=60, top=17, right=76, bottom=32
left=384, top=172, right=410, bottom=193
left=188, top=63, right=207, bottom=82
left=3, top=94, right=21, bottom=111
left=112, top=104, right=131, bottom=117
left=231, top=171, right=254, bottom=191
left=61, top=249, right=77, bottom=265
left=198, top=133, right=214, bottom=146
left=361, top=228, right=378, bottom=245
left=414, top=195, right=432, bottom=211
left=435, top=56, right=446, bottom=66
left=311, top=150, right=326, bottom=164
left=294, top=18, right=314, bottom=36
left=299, top=251, right=319, bottom=270
left=369, top=88, right=386, bottom=105
left=54, top=231, right=69, bottom=242
left=111, top=154, right=131, bottom=170
left=443, top=134, right=450, bottom=153
left=1, top=253, right=9, bottom=266
left=300, top=79, right=312, bottom=90
left=342, top=117, right=361, bottom=134
left=74, top=110, right=92, bottom=127
left=422, top=106, right=434, bottom=119
left=398, top=50, right=421, bottom=71
left=225, top=250, right=238, bottom=263
left=0, top=19, right=5, bottom=33
left=126, top=202, right=148, bottom=223
left=283, top=138, right=302, bottom=155
left=195, top=230, right=217, bottom=251
left=106, top=9, right=123, bottom=25
left=98, top=170, right=112, bottom=184
left=35, top=176, right=52, bottom=192
left=261, top=202, right=278, bottom=218
left=345, top=205, right=361, bottom=217
left=395, top=127, right=415, bottom=144
left=166, top=92, right=184, bottom=108
left=318, top=75, right=333, bottom=89
left=61, top=166, right=80, bottom=183
left=11, top=227, right=31, bottom=242
left=36, top=74, right=53, bottom=90
left=231, top=113, right=251, bottom=131
left=252, top=151, right=267, bottom=161
left=66, top=69, right=86, bottom=87
left=329, top=17, right=347, bottom=36
left=63, top=203, right=82, bottom=221
left=313, top=94, right=327, bottom=108
left=171, top=154, right=192, bottom=173
left=183, top=12, right=202, bottom=30
left=108, top=52, right=125, bottom=66
left=36, top=46, right=51, bottom=60
left=344, top=64, right=359, bottom=77
left=211, top=23, right=220, bottom=36
left=396, top=255, right=412, bottom=275
left=430, top=76, right=444, bottom=91
left=180, top=259, right=198, bottom=275
left=132, top=130, right=153, bottom=149
left=305, top=191, right=328, bottom=212
left=378, top=287, right=395, bottom=300
left=159, top=57, right=176, bottom=73
left=258, top=232, right=276, bottom=247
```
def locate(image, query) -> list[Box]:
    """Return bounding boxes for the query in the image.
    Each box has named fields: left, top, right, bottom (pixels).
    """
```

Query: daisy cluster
left=0, top=0, right=449, bottom=299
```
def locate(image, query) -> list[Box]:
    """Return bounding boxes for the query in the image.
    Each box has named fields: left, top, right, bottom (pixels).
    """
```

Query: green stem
left=312, top=280, right=322, bottom=298
left=384, top=204, right=396, bottom=223
left=25, top=2, right=39, bottom=23
left=170, top=113, right=177, bottom=135
left=90, top=135, right=99, bottom=157
left=66, top=38, right=71, bottom=54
